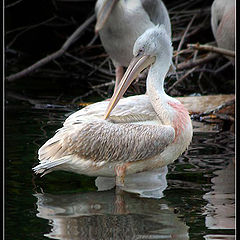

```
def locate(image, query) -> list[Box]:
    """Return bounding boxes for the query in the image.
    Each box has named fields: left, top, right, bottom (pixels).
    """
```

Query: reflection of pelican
left=95, top=166, right=168, bottom=198
left=33, top=26, right=192, bottom=186
left=95, top=0, right=171, bottom=89
left=203, top=160, right=235, bottom=231
left=34, top=191, right=189, bottom=239
left=211, top=0, right=235, bottom=63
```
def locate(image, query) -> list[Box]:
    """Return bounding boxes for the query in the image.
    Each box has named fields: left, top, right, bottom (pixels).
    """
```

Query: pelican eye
left=137, top=48, right=144, bottom=56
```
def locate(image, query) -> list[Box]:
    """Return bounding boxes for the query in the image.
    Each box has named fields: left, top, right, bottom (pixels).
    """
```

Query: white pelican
left=95, top=0, right=171, bottom=89
left=211, top=0, right=235, bottom=63
left=33, top=25, right=192, bottom=186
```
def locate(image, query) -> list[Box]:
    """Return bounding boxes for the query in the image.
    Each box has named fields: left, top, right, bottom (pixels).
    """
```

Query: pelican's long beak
left=104, top=55, right=156, bottom=119
left=95, top=0, right=118, bottom=33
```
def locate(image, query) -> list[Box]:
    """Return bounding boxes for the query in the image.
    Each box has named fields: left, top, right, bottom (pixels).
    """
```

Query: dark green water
left=5, top=94, right=235, bottom=240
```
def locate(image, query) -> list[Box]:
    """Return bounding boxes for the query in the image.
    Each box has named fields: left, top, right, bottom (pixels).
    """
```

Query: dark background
left=5, top=0, right=235, bottom=102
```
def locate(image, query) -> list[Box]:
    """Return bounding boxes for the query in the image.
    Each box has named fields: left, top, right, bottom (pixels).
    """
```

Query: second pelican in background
left=95, top=0, right=171, bottom=90
left=211, top=0, right=235, bottom=64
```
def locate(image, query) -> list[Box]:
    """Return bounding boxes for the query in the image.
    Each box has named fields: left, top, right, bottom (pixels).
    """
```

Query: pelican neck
left=112, top=1, right=146, bottom=20
left=146, top=54, right=171, bottom=98
left=145, top=51, right=174, bottom=125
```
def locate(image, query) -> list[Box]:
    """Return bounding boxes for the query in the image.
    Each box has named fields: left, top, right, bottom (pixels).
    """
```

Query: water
left=5, top=94, right=235, bottom=240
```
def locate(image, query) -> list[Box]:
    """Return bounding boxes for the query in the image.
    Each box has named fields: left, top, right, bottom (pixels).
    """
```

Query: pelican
left=211, top=0, right=235, bottom=63
left=95, top=0, right=171, bottom=90
left=33, top=25, right=193, bottom=186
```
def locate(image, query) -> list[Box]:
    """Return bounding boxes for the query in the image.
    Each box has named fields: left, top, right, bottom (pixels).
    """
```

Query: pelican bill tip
left=103, top=112, right=109, bottom=120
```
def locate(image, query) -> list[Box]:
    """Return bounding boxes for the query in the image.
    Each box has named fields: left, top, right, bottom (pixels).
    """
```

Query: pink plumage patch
left=168, top=101, right=190, bottom=140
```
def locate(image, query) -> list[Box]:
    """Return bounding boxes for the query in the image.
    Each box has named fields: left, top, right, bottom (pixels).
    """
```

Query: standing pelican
left=33, top=25, right=192, bottom=186
left=211, top=0, right=235, bottom=63
left=95, top=0, right=171, bottom=90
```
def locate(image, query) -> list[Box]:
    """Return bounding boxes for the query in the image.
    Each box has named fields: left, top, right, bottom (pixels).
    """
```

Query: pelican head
left=133, top=24, right=172, bottom=59
left=104, top=25, right=172, bottom=119
left=95, top=0, right=119, bottom=33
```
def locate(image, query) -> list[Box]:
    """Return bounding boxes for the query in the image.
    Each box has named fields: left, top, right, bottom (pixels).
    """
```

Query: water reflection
left=6, top=95, right=235, bottom=239
left=34, top=189, right=189, bottom=240
left=95, top=166, right=168, bottom=198
left=203, top=159, right=235, bottom=239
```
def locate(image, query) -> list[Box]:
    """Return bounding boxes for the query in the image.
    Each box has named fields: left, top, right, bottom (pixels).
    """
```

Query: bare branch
left=7, top=16, right=57, bottom=48
left=175, top=14, right=197, bottom=65
left=187, top=43, right=235, bottom=57
left=5, top=0, right=23, bottom=8
left=176, top=53, right=218, bottom=70
left=64, top=52, right=115, bottom=77
left=167, top=67, right=197, bottom=93
left=6, top=14, right=96, bottom=82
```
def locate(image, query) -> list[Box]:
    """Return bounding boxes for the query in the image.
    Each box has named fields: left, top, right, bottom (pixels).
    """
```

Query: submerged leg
left=115, top=164, right=127, bottom=187
left=114, top=66, right=124, bottom=94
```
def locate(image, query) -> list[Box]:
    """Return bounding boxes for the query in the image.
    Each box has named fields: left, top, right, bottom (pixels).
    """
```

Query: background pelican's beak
left=95, top=0, right=118, bottom=33
left=104, top=55, right=156, bottom=119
